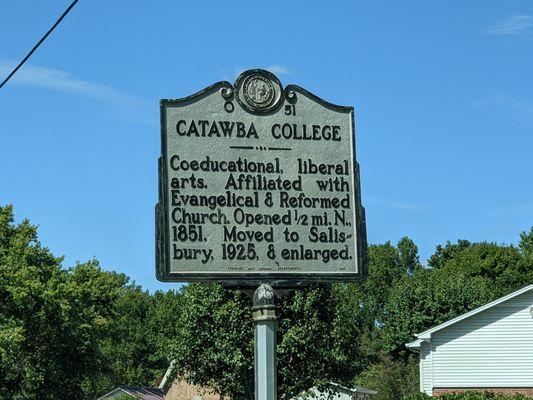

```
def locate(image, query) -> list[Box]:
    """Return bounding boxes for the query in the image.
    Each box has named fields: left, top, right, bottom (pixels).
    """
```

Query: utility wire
left=0, top=0, right=79, bottom=91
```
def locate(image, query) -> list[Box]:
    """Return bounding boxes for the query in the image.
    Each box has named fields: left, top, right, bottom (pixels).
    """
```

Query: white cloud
left=266, top=65, right=290, bottom=75
left=0, top=59, right=141, bottom=108
left=475, top=95, right=533, bottom=123
left=232, top=65, right=291, bottom=79
left=490, top=204, right=533, bottom=217
left=486, top=15, right=533, bottom=35
left=0, top=59, right=154, bottom=124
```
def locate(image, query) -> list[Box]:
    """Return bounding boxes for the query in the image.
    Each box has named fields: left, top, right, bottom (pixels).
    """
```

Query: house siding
left=430, top=290, right=533, bottom=389
left=420, top=341, right=432, bottom=395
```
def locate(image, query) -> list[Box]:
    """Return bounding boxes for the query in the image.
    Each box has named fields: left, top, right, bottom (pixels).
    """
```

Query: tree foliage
left=381, top=238, right=533, bottom=359
left=2, top=204, right=533, bottom=400
left=0, top=205, right=125, bottom=399
left=92, top=286, right=181, bottom=394
left=276, top=285, right=367, bottom=398
left=170, top=283, right=253, bottom=399
left=404, top=392, right=529, bottom=400
left=355, top=355, right=419, bottom=400
left=170, top=232, right=533, bottom=399
left=381, top=269, right=493, bottom=359
left=170, top=283, right=369, bottom=400
left=0, top=205, right=180, bottom=399
left=519, top=227, right=533, bottom=261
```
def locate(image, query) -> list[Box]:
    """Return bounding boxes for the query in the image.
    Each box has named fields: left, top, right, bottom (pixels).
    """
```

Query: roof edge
left=327, top=382, right=378, bottom=395
left=406, top=338, right=423, bottom=349
left=95, top=388, right=128, bottom=400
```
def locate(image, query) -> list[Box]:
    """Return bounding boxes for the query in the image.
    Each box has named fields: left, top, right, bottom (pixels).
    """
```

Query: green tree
left=427, top=240, right=471, bottom=270
left=277, top=285, right=366, bottom=399
left=95, top=285, right=154, bottom=393
left=0, top=205, right=127, bottom=399
left=166, top=238, right=421, bottom=400
left=145, top=289, right=183, bottom=379
left=384, top=233, right=533, bottom=359
left=170, top=283, right=252, bottom=399
left=344, top=238, right=421, bottom=359
left=88, top=283, right=182, bottom=396
left=361, top=242, right=404, bottom=324
left=397, top=237, right=423, bottom=276
left=0, top=205, right=178, bottom=399
left=381, top=269, right=493, bottom=359
left=519, top=227, right=533, bottom=260
left=357, top=238, right=420, bottom=329
left=355, top=355, right=419, bottom=400
left=435, top=242, right=529, bottom=296
left=170, top=283, right=367, bottom=400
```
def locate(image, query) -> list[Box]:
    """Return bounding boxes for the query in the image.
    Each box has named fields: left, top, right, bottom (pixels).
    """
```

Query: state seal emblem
left=234, top=69, right=283, bottom=114
left=243, top=75, right=274, bottom=108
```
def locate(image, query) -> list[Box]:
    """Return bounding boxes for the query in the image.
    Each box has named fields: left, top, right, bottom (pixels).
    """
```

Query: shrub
left=404, top=392, right=529, bottom=400
left=355, top=356, right=419, bottom=400
left=403, top=394, right=431, bottom=400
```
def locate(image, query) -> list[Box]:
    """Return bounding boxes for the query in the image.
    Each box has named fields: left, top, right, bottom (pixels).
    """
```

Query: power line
left=0, top=0, right=80, bottom=91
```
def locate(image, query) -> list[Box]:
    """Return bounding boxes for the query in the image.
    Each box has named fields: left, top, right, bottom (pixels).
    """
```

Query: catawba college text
left=175, top=119, right=342, bottom=141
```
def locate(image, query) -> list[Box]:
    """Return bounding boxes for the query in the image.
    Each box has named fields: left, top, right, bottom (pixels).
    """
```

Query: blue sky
left=1, top=1, right=532, bottom=292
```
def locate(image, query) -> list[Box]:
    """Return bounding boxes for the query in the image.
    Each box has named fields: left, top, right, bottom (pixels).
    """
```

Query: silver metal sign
left=156, top=69, right=367, bottom=285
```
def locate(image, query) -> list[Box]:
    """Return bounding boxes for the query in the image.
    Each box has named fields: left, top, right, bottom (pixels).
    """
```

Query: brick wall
left=433, top=388, right=533, bottom=397
left=164, top=378, right=221, bottom=400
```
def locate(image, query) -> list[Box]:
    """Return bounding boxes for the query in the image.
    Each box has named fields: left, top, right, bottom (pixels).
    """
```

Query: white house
left=406, top=284, right=533, bottom=397
left=96, top=386, right=163, bottom=399
left=294, top=382, right=377, bottom=400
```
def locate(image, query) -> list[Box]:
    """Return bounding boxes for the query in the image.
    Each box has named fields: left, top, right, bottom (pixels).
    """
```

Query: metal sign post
left=252, top=284, right=277, bottom=400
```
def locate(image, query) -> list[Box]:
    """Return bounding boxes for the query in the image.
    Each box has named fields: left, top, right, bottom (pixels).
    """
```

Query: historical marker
left=156, top=69, right=367, bottom=285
